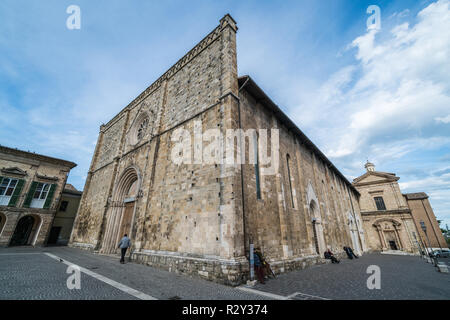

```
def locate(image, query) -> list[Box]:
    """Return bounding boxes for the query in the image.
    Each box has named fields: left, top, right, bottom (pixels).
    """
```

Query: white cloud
left=284, top=0, right=450, bottom=226
left=435, top=114, right=450, bottom=124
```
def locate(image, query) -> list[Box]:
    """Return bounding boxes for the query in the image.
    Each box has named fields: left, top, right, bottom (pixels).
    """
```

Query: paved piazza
left=0, top=247, right=448, bottom=300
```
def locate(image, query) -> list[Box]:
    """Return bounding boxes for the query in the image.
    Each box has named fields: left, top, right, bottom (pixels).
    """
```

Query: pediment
left=353, top=171, right=399, bottom=186
left=1, top=167, right=27, bottom=176
left=36, top=173, right=59, bottom=181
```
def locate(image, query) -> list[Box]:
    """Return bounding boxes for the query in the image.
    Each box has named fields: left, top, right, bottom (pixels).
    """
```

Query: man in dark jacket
left=118, top=234, right=132, bottom=264
left=343, top=247, right=353, bottom=259
left=348, top=247, right=359, bottom=259
left=324, top=249, right=340, bottom=263
left=253, top=250, right=265, bottom=284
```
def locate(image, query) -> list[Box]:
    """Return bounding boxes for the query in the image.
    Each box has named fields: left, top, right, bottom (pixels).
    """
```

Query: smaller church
left=352, top=161, right=447, bottom=254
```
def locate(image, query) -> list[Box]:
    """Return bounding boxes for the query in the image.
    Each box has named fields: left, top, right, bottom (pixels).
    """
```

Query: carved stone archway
left=101, top=166, right=141, bottom=254
left=373, top=218, right=403, bottom=251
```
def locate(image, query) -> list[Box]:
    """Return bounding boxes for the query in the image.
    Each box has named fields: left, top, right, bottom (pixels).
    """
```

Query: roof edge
left=238, top=75, right=359, bottom=195
left=0, top=145, right=77, bottom=169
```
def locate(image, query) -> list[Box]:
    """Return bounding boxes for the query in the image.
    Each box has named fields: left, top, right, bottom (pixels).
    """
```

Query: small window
left=254, top=133, right=261, bottom=200
left=59, top=200, right=69, bottom=212
left=137, top=117, right=149, bottom=141
left=286, top=154, right=295, bottom=208
left=374, top=197, right=386, bottom=211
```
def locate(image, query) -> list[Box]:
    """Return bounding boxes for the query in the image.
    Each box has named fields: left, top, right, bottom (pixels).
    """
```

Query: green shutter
left=0, top=176, right=3, bottom=184
left=23, top=181, right=38, bottom=208
left=43, top=184, right=57, bottom=209
left=8, top=179, right=25, bottom=207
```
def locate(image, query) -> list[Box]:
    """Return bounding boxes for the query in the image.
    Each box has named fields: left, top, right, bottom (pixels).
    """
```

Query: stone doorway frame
left=373, top=218, right=403, bottom=251
left=101, top=166, right=141, bottom=254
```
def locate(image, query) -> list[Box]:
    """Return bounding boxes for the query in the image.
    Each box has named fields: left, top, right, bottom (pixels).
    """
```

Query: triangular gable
left=1, top=167, right=27, bottom=176
left=352, top=171, right=398, bottom=186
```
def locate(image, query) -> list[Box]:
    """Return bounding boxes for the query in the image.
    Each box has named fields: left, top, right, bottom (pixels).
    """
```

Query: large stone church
left=69, top=15, right=445, bottom=285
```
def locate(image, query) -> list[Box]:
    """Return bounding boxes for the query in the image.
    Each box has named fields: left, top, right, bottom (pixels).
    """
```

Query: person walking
left=118, top=234, right=132, bottom=264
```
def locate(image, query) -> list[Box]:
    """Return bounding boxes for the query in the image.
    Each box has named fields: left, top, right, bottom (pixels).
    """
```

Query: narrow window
left=374, top=197, right=386, bottom=211
left=59, top=200, right=69, bottom=212
left=286, top=154, right=295, bottom=208
left=254, top=133, right=261, bottom=199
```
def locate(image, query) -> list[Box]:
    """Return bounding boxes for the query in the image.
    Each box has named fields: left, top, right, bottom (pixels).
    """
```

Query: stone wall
left=70, top=15, right=243, bottom=265
left=405, top=196, right=448, bottom=249
left=357, top=179, right=409, bottom=213
left=237, top=86, right=366, bottom=264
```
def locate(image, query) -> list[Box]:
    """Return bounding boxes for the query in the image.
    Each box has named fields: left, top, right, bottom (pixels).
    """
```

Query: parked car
left=430, top=249, right=450, bottom=258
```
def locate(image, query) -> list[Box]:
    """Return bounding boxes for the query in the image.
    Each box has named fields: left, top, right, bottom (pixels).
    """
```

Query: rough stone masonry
left=69, top=14, right=369, bottom=285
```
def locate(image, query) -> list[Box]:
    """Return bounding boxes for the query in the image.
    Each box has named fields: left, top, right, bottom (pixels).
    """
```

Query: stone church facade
left=70, top=14, right=369, bottom=285
left=353, top=162, right=447, bottom=254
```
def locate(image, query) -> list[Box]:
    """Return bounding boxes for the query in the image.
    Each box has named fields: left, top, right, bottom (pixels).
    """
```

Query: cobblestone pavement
left=252, top=253, right=450, bottom=300
left=0, top=246, right=267, bottom=300
left=1, top=247, right=449, bottom=300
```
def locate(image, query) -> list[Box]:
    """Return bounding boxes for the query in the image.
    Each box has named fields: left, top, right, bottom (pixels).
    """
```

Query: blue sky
left=1, top=0, right=449, bottom=228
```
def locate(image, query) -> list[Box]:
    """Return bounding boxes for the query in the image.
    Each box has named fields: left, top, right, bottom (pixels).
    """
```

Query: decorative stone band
left=35, top=174, right=59, bottom=181
left=1, top=167, right=28, bottom=176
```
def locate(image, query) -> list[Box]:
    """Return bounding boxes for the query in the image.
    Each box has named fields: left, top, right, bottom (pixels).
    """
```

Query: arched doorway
left=373, top=219, right=403, bottom=251
left=348, top=213, right=361, bottom=255
left=10, top=215, right=41, bottom=246
left=101, top=167, right=140, bottom=254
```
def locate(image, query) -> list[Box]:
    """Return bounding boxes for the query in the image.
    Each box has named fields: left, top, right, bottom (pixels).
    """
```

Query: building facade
left=70, top=15, right=368, bottom=285
left=47, top=184, right=82, bottom=246
left=353, top=161, right=447, bottom=254
left=0, top=146, right=77, bottom=247
left=403, top=192, right=448, bottom=251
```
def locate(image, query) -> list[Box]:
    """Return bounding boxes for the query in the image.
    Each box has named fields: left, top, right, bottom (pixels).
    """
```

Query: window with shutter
left=23, top=181, right=38, bottom=208
left=0, top=177, right=19, bottom=206
left=43, top=184, right=57, bottom=209
left=29, top=182, right=54, bottom=209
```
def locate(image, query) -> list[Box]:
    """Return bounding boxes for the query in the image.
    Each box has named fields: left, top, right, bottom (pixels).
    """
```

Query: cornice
left=361, top=208, right=411, bottom=216
left=0, top=146, right=76, bottom=169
